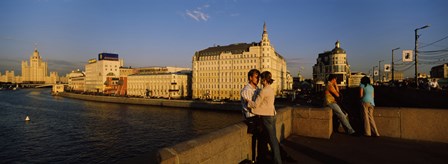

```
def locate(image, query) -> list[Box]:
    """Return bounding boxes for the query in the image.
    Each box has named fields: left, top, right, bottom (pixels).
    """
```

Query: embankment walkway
left=282, top=133, right=448, bottom=164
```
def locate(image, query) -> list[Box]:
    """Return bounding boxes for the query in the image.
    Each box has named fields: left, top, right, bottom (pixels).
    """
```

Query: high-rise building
left=192, top=23, right=288, bottom=100
left=84, top=53, right=122, bottom=92
left=21, top=48, right=48, bottom=84
left=313, top=41, right=351, bottom=88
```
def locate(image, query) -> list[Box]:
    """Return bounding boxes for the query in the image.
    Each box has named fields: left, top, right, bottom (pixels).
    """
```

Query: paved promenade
left=281, top=133, right=448, bottom=164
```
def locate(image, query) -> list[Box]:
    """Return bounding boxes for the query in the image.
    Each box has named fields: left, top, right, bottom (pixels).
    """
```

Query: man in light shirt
left=241, top=69, right=267, bottom=162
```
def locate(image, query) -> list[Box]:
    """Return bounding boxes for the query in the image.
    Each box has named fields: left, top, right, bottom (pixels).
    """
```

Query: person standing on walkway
left=325, top=74, right=356, bottom=135
left=241, top=69, right=268, bottom=162
left=248, top=71, right=282, bottom=164
left=360, top=76, right=380, bottom=137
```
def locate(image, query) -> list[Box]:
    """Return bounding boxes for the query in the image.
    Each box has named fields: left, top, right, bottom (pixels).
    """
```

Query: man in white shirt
left=241, top=69, right=260, bottom=119
left=241, top=69, right=267, bottom=162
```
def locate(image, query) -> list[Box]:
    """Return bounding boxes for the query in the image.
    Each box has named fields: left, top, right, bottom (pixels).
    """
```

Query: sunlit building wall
left=84, top=53, right=122, bottom=92
left=21, top=48, right=50, bottom=84
left=127, top=72, right=191, bottom=99
left=0, top=70, right=16, bottom=83
left=192, top=23, right=288, bottom=100
left=67, top=69, right=86, bottom=92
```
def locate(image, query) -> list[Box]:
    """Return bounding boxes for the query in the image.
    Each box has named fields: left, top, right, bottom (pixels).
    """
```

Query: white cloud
left=186, top=5, right=210, bottom=22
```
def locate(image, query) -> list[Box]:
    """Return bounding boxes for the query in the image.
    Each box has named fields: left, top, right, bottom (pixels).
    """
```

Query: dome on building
left=331, top=40, right=346, bottom=54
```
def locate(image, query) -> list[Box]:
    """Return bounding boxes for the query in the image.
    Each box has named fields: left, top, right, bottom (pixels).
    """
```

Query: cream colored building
left=84, top=53, right=122, bottom=92
left=67, top=69, right=86, bottom=92
left=286, top=72, right=293, bottom=90
left=21, top=48, right=51, bottom=84
left=127, top=72, right=191, bottom=99
left=313, top=41, right=351, bottom=88
left=348, top=72, right=367, bottom=88
left=0, top=70, right=16, bottom=83
left=120, top=67, right=135, bottom=77
left=134, top=66, right=191, bottom=75
left=192, top=23, right=288, bottom=100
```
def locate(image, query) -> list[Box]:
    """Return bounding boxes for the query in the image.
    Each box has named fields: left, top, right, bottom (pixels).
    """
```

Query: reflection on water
left=0, top=89, right=242, bottom=163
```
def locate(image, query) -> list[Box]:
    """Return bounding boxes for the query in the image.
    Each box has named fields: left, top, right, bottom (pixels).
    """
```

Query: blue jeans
left=261, top=116, right=282, bottom=164
left=328, top=103, right=355, bottom=134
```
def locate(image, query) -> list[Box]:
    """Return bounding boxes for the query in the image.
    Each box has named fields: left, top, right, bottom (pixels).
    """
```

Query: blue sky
left=1, top=0, right=447, bottom=79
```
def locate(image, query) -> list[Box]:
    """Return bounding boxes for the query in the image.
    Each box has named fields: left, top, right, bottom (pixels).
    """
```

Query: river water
left=0, top=88, right=243, bottom=163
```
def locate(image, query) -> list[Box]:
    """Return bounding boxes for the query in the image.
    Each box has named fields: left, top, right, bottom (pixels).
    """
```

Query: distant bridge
left=35, top=84, right=54, bottom=88
left=19, top=83, right=55, bottom=88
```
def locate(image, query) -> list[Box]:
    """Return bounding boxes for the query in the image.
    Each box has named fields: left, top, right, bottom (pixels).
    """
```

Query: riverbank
left=57, top=92, right=242, bottom=111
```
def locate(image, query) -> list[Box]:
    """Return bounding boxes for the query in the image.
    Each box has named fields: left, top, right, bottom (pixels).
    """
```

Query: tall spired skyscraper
left=22, top=48, right=48, bottom=83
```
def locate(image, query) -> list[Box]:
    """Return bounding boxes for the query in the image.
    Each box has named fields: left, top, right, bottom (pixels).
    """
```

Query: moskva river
left=0, top=88, right=242, bottom=163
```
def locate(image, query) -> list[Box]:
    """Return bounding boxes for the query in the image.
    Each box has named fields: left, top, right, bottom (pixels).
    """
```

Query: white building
left=84, top=53, right=122, bottom=92
left=192, top=23, right=288, bottom=100
left=313, top=41, right=351, bottom=88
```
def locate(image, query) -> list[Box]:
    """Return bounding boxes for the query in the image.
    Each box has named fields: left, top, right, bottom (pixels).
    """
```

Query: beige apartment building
left=67, top=69, right=86, bottom=92
left=192, top=23, right=288, bottom=100
left=0, top=70, right=16, bottom=83
left=127, top=72, right=191, bottom=99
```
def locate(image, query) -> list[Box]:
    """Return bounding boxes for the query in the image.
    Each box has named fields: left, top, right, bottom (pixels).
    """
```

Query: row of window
left=197, top=77, right=246, bottom=83
left=198, top=53, right=260, bottom=60
left=196, top=84, right=246, bottom=89
left=197, top=71, right=250, bottom=77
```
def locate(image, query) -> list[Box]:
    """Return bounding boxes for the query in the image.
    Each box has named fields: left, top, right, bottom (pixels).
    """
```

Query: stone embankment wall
left=157, top=107, right=296, bottom=164
left=157, top=106, right=448, bottom=163
left=375, top=107, right=448, bottom=143
left=58, top=92, right=241, bottom=111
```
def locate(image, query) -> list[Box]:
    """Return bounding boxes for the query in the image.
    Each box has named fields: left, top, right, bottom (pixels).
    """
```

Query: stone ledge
left=157, top=107, right=293, bottom=164
left=292, top=106, right=332, bottom=139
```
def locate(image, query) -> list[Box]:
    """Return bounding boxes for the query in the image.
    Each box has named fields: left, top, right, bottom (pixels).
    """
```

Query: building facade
left=0, top=70, right=16, bottom=83
left=127, top=72, right=191, bottom=99
left=348, top=72, right=367, bottom=88
left=84, top=53, right=122, bottom=92
left=192, top=23, right=288, bottom=100
left=312, top=41, right=351, bottom=87
left=430, top=63, right=448, bottom=79
left=21, top=48, right=50, bottom=84
left=385, top=71, right=404, bottom=82
left=67, top=69, right=86, bottom=92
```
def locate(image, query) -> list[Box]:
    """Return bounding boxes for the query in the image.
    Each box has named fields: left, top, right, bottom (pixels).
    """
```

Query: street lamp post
left=415, top=25, right=430, bottom=88
left=379, top=60, right=384, bottom=82
left=392, top=47, right=400, bottom=82
left=373, top=66, right=378, bottom=82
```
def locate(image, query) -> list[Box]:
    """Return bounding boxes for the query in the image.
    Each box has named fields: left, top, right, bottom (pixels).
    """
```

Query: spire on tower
left=263, top=22, right=267, bottom=34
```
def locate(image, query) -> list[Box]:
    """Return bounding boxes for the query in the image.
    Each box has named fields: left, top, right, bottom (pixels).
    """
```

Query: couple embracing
left=241, top=69, right=282, bottom=164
